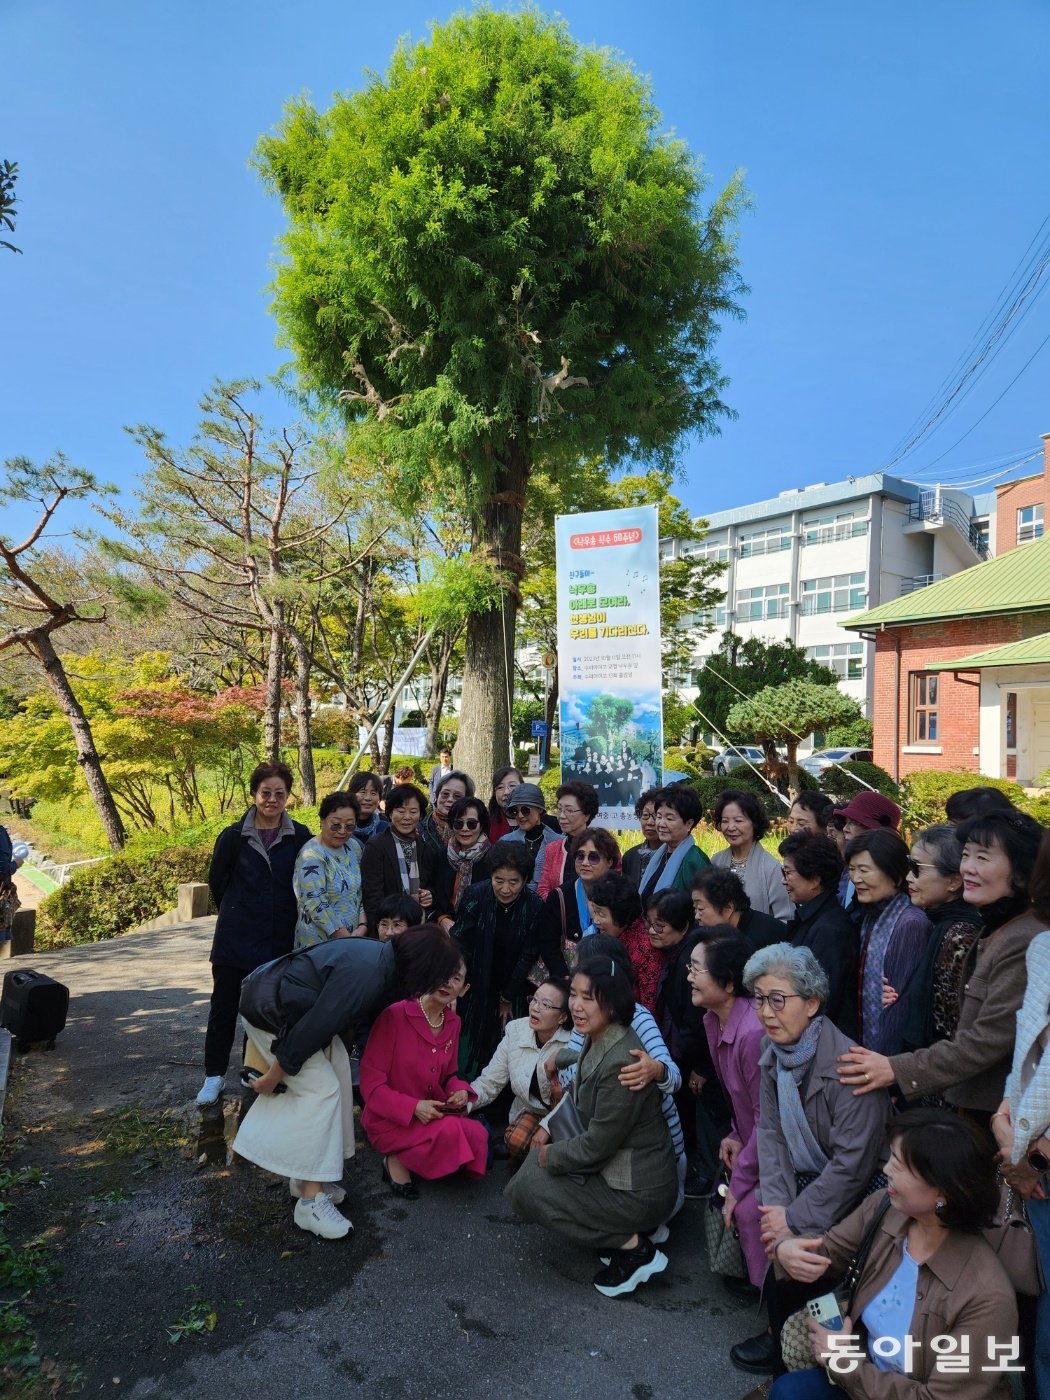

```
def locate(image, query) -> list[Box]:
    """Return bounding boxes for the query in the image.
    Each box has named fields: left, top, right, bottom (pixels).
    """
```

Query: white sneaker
left=196, top=1075, right=225, bottom=1106
left=290, top=1178, right=347, bottom=1205
left=293, top=1192, right=352, bottom=1240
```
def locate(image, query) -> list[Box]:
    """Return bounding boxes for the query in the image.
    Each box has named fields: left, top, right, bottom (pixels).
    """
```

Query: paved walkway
left=5, top=923, right=756, bottom=1400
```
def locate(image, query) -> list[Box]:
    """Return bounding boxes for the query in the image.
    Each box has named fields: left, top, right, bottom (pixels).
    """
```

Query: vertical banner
left=555, top=504, right=663, bottom=830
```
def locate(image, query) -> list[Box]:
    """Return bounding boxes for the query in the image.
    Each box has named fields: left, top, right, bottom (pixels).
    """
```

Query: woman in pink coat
left=361, top=932, right=489, bottom=1199
left=688, top=927, right=767, bottom=1290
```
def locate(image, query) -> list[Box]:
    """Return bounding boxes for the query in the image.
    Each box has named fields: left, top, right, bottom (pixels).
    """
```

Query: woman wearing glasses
left=496, top=782, right=561, bottom=890
left=486, top=766, right=522, bottom=843
left=539, top=828, right=622, bottom=975
left=431, top=796, right=490, bottom=928
left=451, top=843, right=547, bottom=1079
left=731, top=943, right=890, bottom=1377
left=535, top=781, right=601, bottom=897
left=838, top=812, right=1047, bottom=1129
left=468, top=977, right=572, bottom=1165
left=293, top=792, right=367, bottom=949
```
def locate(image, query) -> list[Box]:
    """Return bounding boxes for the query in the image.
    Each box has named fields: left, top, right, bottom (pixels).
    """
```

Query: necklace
left=418, top=997, right=445, bottom=1030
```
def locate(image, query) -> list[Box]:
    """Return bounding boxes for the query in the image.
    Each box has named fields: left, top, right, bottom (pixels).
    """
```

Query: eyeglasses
left=750, top=992, right=806, bottom=1012
left=686, top=960, right=707, bottom=975
left=528, top=995, right=565, bottom=1013
left=325, top=820, right=356, bottom=833
left=906, top=859, right=940, bottom=877
left=257, top=789, right=288, bottom=801
left=575, top=850, right=604, bottom=865
left=507, top=805, right=537, bottom=818
left=453, top=817, right=481, bottom=831
left=556, top=805, right=582, bottom=817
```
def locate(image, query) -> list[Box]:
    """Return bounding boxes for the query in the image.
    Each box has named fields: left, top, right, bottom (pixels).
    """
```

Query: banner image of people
left=554, top=505, right=664, bottom=830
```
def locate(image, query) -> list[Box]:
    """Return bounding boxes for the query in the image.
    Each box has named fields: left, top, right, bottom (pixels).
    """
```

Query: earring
left=935, top=1200, right=945, bottom=1214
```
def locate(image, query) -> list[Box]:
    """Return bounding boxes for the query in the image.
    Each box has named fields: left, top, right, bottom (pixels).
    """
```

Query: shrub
left=1025, top=793, right=1050, bottom=828
left=898, top=770, right=1029, bottom=831
left=662, top=747, right=708, bottom=782
left=37, top=844, right=215, bottom=948
left=691, top=767, right=801, bottom=822
left=819, top=761, right=899, bottom=803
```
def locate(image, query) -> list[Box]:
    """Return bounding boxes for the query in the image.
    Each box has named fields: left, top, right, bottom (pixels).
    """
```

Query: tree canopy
left=693, top=630, right=838, bottom=741
left=254, top=5, right=745, bottom=792
left=726, top=679, right=862, bottom=793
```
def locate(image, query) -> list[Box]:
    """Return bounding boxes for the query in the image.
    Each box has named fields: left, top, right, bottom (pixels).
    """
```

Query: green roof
left=924, top=631, right=1050, bottom=671
left=842, top=533, right=1050, bottom=630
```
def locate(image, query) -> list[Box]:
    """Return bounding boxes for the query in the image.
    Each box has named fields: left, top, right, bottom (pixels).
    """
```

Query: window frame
left=909, top=672, right=939, bottom=745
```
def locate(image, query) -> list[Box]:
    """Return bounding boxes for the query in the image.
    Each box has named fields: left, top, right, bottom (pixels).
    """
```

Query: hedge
left=819, top=761, right=899, bottom=803
left=898, top=770, right=1031, bottom=831
left=37, top=844, right=215, bottom=949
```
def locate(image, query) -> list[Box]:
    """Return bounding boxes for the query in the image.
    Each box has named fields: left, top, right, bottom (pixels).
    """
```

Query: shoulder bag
left=984, top=1178, right=1045, bottom=1297
left=703, top=1170, right=748, bottom=1279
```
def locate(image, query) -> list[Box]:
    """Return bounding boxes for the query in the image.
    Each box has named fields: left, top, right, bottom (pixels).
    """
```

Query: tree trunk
left=32, top=633, right=127, bottom=851
left=786, top=737, right=799, bottom=800
left=544, top=663, right=558, bottom=763
left=423, top=632, right=454, bottom=759
left=263, top=617, right=284, bottom=762
left=380, top=711, right=396, bottom=774
left=455, top=448, right=527, bottom=798
left=290, top=629, right=316, bottom=806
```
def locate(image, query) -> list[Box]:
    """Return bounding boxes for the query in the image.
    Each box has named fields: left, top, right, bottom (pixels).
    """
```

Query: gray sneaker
left=293, top=1192, right=352, bottom=1240
left=290, top=1178, right=346, bottom=1205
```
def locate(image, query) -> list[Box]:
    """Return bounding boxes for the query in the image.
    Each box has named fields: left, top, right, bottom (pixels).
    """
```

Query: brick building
left=843, top=532, right=1050, bottom=783
left=993, top=432, right=1050, bottom=553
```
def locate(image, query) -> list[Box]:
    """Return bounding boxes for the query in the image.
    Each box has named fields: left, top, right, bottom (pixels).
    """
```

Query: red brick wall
left=871, top=611, right=1050, bottom=779
left=995, top=436, right=1050, bottom=553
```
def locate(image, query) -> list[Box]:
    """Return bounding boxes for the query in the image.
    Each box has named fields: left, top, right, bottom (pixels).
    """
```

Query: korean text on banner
left=554, top=505, right=663, bottom=831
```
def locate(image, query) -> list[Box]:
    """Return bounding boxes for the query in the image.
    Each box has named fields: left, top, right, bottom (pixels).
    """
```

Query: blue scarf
left=859, top=892, right=912, bottom=1048
left=576, top=878, right=595, bottom=940
left=770, top=1016, right=828, bottom=1175
left=639, top=833, right=696, bottom=899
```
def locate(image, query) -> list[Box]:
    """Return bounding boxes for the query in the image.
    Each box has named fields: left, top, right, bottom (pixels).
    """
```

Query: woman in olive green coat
left=505, top=953, right=678, bottom=1298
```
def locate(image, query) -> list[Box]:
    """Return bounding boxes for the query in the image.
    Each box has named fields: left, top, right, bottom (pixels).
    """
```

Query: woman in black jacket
left=360, top=783, right=442, bottom=934
left=777, top=832, right=859, bottom=1039
left=198, top=761, right=312, bottom=1106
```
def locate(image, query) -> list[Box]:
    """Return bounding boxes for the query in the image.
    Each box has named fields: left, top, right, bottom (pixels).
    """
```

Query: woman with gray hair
left=730, top=942, right=891, bottom=1378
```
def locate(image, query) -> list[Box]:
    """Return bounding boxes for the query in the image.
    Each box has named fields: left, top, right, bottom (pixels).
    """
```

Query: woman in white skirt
left=233, top=927, right=457, bottom=1239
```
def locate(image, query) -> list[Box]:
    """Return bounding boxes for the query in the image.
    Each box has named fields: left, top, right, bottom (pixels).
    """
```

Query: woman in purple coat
left=844, top=829, right=931, bottom=1057
left=361, top=929, right=488, bottom=1199
left=688, top=928, right=766, bottom=1290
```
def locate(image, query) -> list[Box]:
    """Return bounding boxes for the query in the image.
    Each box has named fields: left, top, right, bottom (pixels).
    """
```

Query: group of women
left=201, top=759, right=1050, bottom=1397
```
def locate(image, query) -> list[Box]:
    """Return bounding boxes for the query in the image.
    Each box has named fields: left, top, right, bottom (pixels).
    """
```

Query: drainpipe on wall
left=891, top=627, right=901, bottom=784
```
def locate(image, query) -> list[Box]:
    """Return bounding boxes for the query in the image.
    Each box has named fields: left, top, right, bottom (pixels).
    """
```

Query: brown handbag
left=985, top=1180, right=1045, bottom=1297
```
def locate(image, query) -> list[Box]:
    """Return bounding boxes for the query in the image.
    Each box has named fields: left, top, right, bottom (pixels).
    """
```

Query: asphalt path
left=5, top=922, right=758, bottom=1400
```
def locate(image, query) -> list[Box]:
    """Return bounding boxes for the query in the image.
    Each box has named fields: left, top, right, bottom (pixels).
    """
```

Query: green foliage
left=412, top=554, right=502, bottom=632
left=726, top=680, right=862, bottom=791
left=511, top=698, right=545, bottom=744
left=824, top=717, right=874, bottom=749
left=694, top=632, right=838, bottom=739
left=662, top=691, right=697, bottom=746
left=819, top=761, right=899, bottom=803
left=662, top=746, right=708, bottom=782
left=1026, top=793, right=1050, bottom=827
left=538, top=759, right=562, bottom=806
left=37, top=844, right=214, bottom=947
left=898, top=770, right=1030, bottom=831
left=256, top=8, right=745, bottom=500
left=691, top=765, right=813, bottom=822
left=0, top=158, right=21, bottom=254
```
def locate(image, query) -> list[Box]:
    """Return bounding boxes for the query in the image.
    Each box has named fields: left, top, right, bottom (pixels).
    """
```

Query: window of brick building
left=1018, top=504, right=1044, bottom=544
left=910, top=673, right=939, bottom=743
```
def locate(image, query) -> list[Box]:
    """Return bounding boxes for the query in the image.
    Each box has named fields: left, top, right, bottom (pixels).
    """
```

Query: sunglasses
left=453, top=818, right=481, bottom=831
left=574, top=850, right=603, bottom=865
left=507, top=805, right=537, bottom=818
left=906, top=859, right=940, bottom=877
left=325, top=820, right=356, bottom=833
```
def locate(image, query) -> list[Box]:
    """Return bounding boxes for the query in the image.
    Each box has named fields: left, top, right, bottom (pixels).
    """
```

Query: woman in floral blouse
left=293, top=792, right=366, bottom=949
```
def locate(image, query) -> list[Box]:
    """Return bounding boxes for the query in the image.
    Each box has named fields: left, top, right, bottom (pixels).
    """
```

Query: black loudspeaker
left=0, top=968, right=69, bottom=1051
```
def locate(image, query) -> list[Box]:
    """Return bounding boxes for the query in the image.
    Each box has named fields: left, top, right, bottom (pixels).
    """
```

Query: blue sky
left=4, top=0, right=1049, bottom=537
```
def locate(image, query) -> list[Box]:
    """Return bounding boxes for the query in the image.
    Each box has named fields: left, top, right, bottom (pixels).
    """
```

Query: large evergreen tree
left=254, top=6, right=745, bottom=793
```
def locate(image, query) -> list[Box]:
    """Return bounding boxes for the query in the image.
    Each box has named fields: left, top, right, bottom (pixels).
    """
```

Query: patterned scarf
left=770, top=1015, right=828, bottom=1175
left=859, top=892, right=912, bottom=1047
left=394, top=834, right=420, bottom=896
left=355, top=810, right=383, bottom=842
left=447, top=834, right=489, bottom=878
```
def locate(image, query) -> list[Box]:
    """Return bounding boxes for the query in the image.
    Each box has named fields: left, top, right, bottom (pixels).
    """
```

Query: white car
left=799, top=747, right=873, bottom=778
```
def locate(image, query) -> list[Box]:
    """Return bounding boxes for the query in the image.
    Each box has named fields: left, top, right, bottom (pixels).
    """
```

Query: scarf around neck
left=447, top=833, right=489, bottom=876
left=355, top=810, right=383, bottom=842
left=859, top=892, right=911, bottom=1046
left=770, top=1015, right=828, bottom=1175
left=639, top=833, right=696, bottom=899
left=394, top=833, right=420, bottom=895
left=575, top=877, right=595, bottom=940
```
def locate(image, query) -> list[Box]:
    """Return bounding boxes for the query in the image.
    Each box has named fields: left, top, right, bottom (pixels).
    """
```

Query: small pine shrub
left=819, top=761, right=899, bottom=803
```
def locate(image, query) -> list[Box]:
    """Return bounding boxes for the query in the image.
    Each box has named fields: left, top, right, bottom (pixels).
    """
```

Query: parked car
left=798, top=747, right=873, bottom=778
left=712, top=745, right=767, bottom=777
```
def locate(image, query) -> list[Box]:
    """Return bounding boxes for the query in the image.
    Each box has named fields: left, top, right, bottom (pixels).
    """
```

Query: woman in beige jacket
left=770, top=1108, right=1016, bottom=1399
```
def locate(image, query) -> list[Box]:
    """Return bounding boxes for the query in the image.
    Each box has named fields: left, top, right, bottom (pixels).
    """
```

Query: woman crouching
left=505, top=954, right=678, bottom=1298
left=360, top=930, right=489, bottom=1199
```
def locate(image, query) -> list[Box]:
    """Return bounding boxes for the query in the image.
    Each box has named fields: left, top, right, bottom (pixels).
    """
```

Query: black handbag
left=546, top=1086, right=586, bottom=1142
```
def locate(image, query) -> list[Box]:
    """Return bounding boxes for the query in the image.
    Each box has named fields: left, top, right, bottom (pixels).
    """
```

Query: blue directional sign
left=531, top=720, right=548, bottom=737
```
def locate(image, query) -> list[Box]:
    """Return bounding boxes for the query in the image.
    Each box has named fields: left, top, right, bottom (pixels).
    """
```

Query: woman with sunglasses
left=419, top=770, right=475, bottom=856
left=432, top=796, right=490, bottom=930
left=292, top=792, right=367, bottom=948
left=538, top=828, right=622, bottom=978
left=496, top=782, right=561, bottom=890
left=730, top=942, right=891, bottom=1378
left=535, top=780, right=601, bottom=898
left=451, top=843, right=547, bottom=1079
left=468, top=977, right=572, bottom=1166
left=839, top=813, right=1047, bottom=1129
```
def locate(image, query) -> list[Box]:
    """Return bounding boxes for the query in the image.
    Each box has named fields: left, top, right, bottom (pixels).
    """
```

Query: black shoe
left=730, top=1330, right=777, bottom=1374
left=381, top=1156, right=419, bottom=1201
left=683, top=1165, right=713, bottom=1198
left=723, top=1274, right=761, bottom=1300
left=592, top=1235, right=668, bottom=1298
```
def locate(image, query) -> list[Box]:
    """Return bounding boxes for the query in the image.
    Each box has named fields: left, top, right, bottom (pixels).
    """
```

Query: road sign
left=541, top=651, right=556, bottom=671
left=531, top=720, right=548, bottom=737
